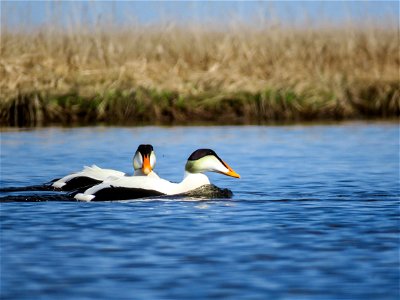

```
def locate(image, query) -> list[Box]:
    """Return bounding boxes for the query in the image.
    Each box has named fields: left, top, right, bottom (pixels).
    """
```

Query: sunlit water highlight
left=1, top=123, right=399, bottom=299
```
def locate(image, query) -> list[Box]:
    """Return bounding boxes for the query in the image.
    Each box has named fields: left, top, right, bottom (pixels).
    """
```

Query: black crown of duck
left=188, top=149, right=218, bottom=161
left=137, top=144, right=154, bottom=156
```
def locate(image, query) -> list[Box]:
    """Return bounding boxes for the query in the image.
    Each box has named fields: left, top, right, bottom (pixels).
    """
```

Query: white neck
left=156, top=172, right=211, bottom=195
left=172, top=172, right=210, bottom=194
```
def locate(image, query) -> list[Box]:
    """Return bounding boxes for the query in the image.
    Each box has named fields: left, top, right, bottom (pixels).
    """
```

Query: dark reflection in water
left=0, top=184, right=233, bottom=202
left=1, top=124, right=399, bottom=300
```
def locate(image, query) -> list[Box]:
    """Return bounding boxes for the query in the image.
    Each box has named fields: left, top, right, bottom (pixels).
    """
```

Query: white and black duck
left=74, top=149, right=240, bottom=201
left=53, top=144, right=158, bottom=191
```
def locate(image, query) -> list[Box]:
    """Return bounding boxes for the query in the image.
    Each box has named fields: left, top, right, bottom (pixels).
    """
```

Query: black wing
left=61, top=176, right=103, bottom=191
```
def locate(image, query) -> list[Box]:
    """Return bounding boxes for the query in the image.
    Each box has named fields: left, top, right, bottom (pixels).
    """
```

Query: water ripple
left=1, top=124, right=399, bottom=300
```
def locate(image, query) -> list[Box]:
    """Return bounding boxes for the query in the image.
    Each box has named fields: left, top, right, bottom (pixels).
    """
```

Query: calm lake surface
left=1, top=123, right=399, bottom=299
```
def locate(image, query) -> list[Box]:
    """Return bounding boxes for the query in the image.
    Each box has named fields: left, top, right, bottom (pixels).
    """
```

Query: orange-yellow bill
left=222, top=160, right=240, bottom=178
left=142, top=155, right=152, bottom=175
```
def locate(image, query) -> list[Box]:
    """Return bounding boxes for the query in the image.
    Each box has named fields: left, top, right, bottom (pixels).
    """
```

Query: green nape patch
left=0, top=84, right=398, bottom=127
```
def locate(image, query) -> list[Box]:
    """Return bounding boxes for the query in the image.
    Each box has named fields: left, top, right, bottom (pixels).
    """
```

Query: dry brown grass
left=0, top=15, right=399, bottom=125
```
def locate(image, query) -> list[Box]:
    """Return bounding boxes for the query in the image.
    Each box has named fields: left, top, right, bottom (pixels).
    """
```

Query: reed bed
left=0, top=17, right=398, bottom=126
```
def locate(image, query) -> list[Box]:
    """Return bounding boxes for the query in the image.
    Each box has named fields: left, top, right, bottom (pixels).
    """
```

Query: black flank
left=92, top=186, right=165, bottom=201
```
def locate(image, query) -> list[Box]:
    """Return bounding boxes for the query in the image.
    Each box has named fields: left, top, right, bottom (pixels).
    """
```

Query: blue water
left=1, top=123, right=399, bottom=299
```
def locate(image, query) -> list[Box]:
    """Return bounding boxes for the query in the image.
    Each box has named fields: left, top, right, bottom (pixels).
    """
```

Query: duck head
left=133, top=144, right=156, bottom=175
left=185, top=149, right=240, bottom=178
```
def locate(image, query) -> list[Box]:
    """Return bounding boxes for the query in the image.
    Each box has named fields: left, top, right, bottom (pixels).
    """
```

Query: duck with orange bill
left=52, top=144, right=158, bottom=191
left=74, top=149, right=240, bottom=201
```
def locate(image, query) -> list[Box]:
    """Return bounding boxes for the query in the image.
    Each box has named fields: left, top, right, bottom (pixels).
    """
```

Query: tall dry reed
left=0, top=9, right=398, bottom=125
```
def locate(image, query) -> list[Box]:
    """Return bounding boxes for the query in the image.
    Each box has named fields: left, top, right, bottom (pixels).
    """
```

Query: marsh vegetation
left=1, top=5, right=398, bottom=126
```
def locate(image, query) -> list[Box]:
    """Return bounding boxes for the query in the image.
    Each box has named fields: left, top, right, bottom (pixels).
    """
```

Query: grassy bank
left=1, top=19, right=398, bottom=126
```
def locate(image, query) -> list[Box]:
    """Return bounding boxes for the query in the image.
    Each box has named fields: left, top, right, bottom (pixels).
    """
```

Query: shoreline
left=1, top=119, right=399, bottom=132
left=1, top=86, right=398, bottom=127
